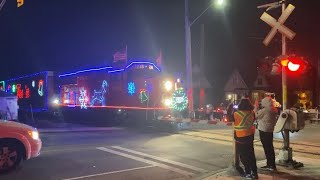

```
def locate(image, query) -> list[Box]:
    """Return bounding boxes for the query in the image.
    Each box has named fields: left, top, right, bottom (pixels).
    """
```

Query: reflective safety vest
left=233, top=110, right=255, bottom=137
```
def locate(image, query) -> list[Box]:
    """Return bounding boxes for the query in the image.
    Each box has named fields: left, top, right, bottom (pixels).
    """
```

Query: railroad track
left=178, top=131, right=320, bottom=156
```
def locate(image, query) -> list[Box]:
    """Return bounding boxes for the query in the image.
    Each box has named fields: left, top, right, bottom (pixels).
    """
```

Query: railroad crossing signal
left=260, top=4, right=296, bottom=46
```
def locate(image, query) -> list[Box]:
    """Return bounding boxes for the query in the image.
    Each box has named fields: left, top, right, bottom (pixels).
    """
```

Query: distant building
left=224, top=69, right=249, bottom=104
left=224, top=56, right=316, bottom=109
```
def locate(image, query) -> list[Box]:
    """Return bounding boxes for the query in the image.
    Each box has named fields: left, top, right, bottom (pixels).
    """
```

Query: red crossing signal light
left=280, top=55, right=308, bottom=74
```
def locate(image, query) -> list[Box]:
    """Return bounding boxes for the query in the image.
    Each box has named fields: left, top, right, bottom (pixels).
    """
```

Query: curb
left=194, top=168, right=229, bottom=180
left=39, top=127, right=125, bottom=133
left=201, top=157, right=320, bottom=180
left=196, top=160, right=267, bottom=180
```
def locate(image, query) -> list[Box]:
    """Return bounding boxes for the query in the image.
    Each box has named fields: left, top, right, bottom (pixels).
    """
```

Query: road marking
left=96, top=147, right=194, bottom=176
left=112, top=146, right=207, bottom=173
left=62, top=165, right=155, bottom=180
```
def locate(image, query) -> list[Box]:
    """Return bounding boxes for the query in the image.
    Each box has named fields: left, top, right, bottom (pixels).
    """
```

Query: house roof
left=192, top=64, right=213, bottom=88
left=224, top=69, right=249, bottom=92
left=253, top=73, right=270, bottom=88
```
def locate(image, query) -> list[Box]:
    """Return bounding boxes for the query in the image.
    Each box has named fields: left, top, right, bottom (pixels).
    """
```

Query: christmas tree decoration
left=32, top=80, right=35, bottom=88
left=139, top=89, right=149, bottom=103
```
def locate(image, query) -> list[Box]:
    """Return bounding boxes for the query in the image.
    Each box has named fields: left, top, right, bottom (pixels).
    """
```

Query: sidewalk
left=202, top=157, right=320, bottom=180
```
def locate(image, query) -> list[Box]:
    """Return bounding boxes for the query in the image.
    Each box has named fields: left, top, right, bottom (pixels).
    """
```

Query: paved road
left=1, top=128, right=271, bottom=180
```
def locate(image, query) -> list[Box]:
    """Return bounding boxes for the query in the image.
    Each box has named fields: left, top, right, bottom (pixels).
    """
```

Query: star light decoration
left=127, top=82, right=136, bottom=95
left=171, top=89, right=188, bottom=111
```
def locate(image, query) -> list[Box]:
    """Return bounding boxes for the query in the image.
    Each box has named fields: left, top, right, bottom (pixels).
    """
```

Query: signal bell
left=271, top=63, right=281, bottom=75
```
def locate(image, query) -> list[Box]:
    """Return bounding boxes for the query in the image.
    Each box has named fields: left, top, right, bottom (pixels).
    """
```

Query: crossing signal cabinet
left=274, top=109, right=306, bottom=133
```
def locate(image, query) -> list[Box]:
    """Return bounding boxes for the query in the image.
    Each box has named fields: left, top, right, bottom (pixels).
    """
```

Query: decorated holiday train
left=1, top=60, right=188, bottom=120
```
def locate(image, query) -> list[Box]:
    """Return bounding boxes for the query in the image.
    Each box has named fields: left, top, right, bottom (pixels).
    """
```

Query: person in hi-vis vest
left=234, top=98, right=258, bottom=179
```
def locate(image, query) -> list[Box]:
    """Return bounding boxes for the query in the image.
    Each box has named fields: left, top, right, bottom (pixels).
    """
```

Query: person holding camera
left=254, top=97, right=278, bottom=171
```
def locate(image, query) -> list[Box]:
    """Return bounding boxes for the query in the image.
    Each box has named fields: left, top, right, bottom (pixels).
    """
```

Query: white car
left=0, top=120, right=42, bottom=173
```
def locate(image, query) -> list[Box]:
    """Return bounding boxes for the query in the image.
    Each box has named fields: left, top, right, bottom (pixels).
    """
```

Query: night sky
left=0, top=0, right=319, bottom=102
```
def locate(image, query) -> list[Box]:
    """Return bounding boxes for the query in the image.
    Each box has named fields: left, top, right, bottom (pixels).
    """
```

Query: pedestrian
left=233, top=98, right=258, bottom=179
left=226, top=102, right=234, bottom=122
left=254, top=96, right=278, bottom=171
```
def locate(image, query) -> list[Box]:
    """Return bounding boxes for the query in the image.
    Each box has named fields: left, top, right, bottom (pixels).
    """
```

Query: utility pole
left=281, top=1, right=287, bottom=111
left=281, top=0, right=291, bottom=158
left=185, top=0, right=194, bottom=113
left=317, top=58, right=320, bottom=107
left=199, top=24, right=205, bottom=108
left=184, top=0, right=226, bottom=115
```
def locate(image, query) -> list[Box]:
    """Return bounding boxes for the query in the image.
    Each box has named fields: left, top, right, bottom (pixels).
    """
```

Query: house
left=224, top=55, right=316, bottom=109
left=224, top=69, right=249, bottom=103
left=224, top=69, right=274, bottom=104
left=251, top=73, right=271, bottom=102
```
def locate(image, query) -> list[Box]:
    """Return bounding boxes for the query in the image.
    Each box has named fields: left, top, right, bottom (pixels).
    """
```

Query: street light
left=185, top=0, right=226, bottom=112
left=215, top=0, right=227, bottom=9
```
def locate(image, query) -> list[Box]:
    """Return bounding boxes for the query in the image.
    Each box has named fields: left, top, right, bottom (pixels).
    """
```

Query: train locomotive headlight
left=164, top=81, right=173, bottom=91
left=163, top=98, right=172, bottom=107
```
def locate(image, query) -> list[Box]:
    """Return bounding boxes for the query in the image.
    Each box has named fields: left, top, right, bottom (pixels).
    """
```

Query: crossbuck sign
left=260, top=4, right=296, bottom=46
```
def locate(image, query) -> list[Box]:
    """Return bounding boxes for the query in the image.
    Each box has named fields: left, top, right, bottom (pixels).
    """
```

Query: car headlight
left=28, top=130, right=39, bottom=140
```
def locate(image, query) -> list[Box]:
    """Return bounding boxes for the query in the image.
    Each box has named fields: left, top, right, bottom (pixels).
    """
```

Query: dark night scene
left=0, top=0, right=319, bottom=179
